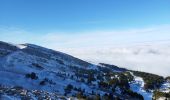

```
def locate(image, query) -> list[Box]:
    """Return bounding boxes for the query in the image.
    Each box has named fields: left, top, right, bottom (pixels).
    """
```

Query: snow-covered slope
left=0, top=41, right=94, bottom=95
left=130, top=72, right=153, bottom=100
left=0, top=41, right=169, bottom=100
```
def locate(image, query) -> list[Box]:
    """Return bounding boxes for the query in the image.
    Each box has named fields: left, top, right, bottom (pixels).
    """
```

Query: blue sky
left=1, top=0, right=170, bottom=75
left=0, top=0, right=170, bottom=49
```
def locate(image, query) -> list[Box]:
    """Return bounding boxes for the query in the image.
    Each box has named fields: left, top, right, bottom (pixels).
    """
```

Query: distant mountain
left=0, top=41, right=170, bottom=100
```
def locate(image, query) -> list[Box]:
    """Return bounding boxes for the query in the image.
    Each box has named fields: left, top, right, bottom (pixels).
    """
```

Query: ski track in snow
left=130, top=72, right=153, bottom=100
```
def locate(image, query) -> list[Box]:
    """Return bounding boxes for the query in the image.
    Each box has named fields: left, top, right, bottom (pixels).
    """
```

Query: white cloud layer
left=61, top=43, right=170, bottom=77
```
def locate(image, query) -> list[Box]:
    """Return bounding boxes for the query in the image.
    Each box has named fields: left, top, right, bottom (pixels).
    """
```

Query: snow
left=0, top=42, right=100, bottom=97
left=157, top=97, right=166, bottom=100
left=16, top=44, right=27, bottom=49
left=2, top=41, right=168, bottom=99
left=159, top=82, right=170, bottom=93
left=7, top=42, right=27, bottom=49
left=115, top=86, right=121, bottom=94
left=0, top=95, right=21, bottom=100
left=130, top=72, right=153, bottom=100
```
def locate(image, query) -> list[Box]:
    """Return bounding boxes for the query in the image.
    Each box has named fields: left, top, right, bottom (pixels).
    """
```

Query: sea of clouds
left=61, top=42, right=170, bottom=77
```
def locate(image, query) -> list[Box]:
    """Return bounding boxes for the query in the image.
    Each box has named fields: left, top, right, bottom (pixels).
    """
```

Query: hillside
left=0, top=41, right=170, bottom=100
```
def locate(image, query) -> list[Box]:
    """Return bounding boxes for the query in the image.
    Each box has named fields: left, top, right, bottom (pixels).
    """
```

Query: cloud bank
left=62, top=43, right=170, bottom=77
